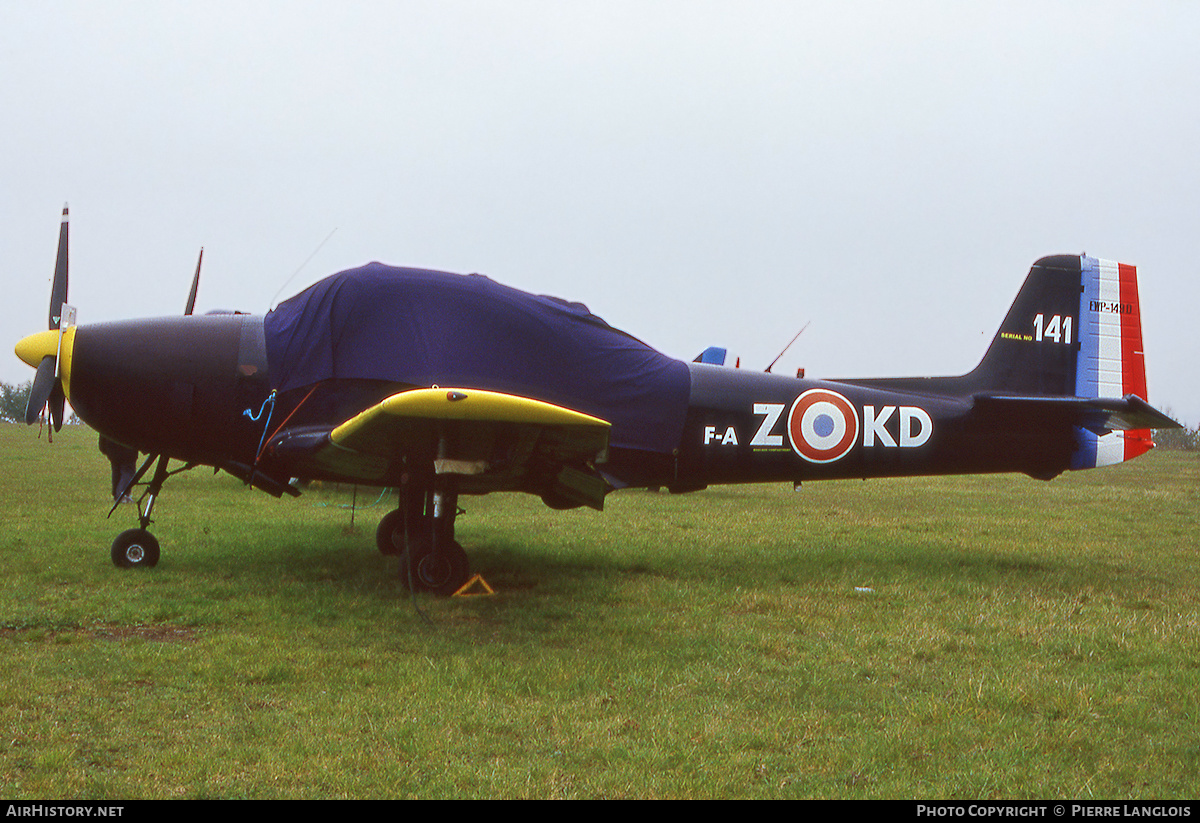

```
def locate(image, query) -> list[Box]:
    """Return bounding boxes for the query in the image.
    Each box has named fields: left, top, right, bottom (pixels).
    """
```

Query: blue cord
left=246, top=391, right=277, bottom=465
left=244, top=392, right=275, bottom=422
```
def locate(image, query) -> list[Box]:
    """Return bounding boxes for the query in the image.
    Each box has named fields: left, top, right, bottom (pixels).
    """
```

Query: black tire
left=375, top=510, right=432, bottom=556
left=375, top=509, right=404, bottom=556
left=540, top=492, right=583, bottom=510
left=111, top=529, right=160, bottom=569
left=400, top=539, right=470, bottom=596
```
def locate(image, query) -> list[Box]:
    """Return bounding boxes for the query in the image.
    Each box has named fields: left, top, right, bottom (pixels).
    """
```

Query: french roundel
left=787, top=389, right=859, bottom=464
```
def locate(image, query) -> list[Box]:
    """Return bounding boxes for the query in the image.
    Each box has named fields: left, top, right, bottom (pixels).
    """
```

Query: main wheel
left=375, top=509, right=404, bottom=556
left=111, top=529, right=160, bottom=569
left=375, top=510, right=433, bottom=556
left=400, top=539, right=470, bottom=596
left=540, top=492, right=584, bottom=510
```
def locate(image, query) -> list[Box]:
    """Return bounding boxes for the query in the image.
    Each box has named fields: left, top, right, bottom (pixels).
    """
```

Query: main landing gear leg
left=110, top=454, right=170, bottom=569
left=409, top=476, right=469, bottom=596
left=377, top=458, right=471, bottom=597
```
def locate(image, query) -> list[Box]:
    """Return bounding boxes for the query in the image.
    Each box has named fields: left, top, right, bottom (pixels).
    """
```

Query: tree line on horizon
left=1, top=379, right=79, bottom=427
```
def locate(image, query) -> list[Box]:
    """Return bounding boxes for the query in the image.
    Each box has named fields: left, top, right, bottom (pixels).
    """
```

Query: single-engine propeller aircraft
left=16, top=207, right=1181, bottom=594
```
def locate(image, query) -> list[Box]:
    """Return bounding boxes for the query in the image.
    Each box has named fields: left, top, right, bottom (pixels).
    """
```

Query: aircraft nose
left=14, top=327, right=76, bottom=396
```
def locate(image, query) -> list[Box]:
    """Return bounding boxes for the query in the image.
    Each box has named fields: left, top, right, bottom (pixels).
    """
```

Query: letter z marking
left=751, top=403, right=785, bottom=447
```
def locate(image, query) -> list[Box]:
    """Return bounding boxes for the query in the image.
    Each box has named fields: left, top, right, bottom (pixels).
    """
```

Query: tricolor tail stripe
left=1072, top=256, right=1153, bottom=468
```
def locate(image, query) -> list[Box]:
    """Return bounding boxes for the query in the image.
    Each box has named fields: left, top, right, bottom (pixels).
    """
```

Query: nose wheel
left=111, top=528, right=160, bottom=568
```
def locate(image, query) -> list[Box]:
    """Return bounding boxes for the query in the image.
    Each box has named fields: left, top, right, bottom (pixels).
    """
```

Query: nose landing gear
left=107, top=453, right=192, bottom=569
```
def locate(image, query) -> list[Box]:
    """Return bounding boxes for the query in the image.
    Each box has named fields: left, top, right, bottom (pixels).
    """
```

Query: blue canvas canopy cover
left=263, top=263, right=690, bottom=455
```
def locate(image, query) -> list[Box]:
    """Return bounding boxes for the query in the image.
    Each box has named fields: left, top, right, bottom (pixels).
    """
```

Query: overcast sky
left=3, top=1, right=1197, bottom=424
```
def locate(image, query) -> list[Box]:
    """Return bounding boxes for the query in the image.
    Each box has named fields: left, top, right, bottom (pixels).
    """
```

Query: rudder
left=1072, top=256, right=1153, bottom=467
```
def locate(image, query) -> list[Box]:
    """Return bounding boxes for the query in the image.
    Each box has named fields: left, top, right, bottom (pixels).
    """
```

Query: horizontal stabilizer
left=974, top=393, right=1181, bottom=434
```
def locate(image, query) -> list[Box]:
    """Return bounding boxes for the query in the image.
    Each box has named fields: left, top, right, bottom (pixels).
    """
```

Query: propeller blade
left=184, top=247, right=203, bottom=315
left=49, top=205, right=69, bottom=330
left=25, top=355, right=57, bottom=424
left=48, top=380, right=66, bottom=431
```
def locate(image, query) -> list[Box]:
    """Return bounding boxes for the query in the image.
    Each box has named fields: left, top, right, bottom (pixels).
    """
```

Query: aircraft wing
left=267, top=387, right=613, bottom=509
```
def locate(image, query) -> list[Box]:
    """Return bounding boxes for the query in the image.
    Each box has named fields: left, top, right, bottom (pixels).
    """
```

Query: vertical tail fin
left=968, top=254, right=1085, bottom=396
left=968, top=254, right=1157, bottom=467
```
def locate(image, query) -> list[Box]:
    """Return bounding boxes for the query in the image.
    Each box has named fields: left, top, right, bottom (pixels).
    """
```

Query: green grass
left=1, top=424, right=1197, bottom=798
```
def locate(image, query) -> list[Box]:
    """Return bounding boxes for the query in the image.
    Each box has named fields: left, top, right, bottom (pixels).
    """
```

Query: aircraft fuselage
left=59, top=313, right=1080, bottom=496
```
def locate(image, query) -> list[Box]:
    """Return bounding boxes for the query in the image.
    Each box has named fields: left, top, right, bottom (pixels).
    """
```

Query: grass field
left=0, top=424, right=1197, bottom=799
